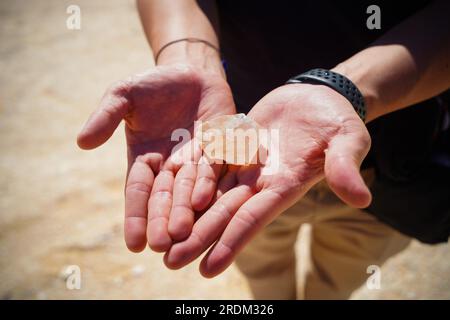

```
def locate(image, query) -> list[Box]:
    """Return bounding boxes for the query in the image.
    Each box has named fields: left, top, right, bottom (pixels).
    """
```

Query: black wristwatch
left=286, top=68, right=366, bottom=121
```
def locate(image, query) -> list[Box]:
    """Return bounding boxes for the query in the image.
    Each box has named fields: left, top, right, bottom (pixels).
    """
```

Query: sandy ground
left=0, top=0, right=449, bottom=300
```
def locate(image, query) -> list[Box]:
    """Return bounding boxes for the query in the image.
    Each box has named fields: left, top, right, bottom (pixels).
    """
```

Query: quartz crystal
left=196, top=113, right=261, bottom=165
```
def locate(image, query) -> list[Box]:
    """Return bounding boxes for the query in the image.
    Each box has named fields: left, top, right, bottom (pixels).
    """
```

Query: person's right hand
left=77, top=64, right=235, bottom=253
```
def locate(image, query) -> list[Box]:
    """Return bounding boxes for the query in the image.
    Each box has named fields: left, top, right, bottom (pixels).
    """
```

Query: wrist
left=156, top=40, right=225, bottom=78
left=286, top=69, right=367, bottom=122
left=331, top=63, right=380, bottom=123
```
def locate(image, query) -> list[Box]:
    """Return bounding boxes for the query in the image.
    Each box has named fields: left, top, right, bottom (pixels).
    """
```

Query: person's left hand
left=163, top=83, right=372, bottom=277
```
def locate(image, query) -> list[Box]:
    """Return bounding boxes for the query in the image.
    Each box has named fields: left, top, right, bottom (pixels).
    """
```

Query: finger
left=77, top=80, right=131, bottom=150
left=168, top=163, right=197, bottom=241
left=124, top=155, right=154, bottom=253
left=190, top=166, right=234, bottom=223
left=191, top=158, right=222, bottom=211
left=200, top=189, right=285, bottom=278
left=324, top=128, right=372, bottom=208
left=214, top=167, right=238, bottom=200
left=164, top=185, right=254, bottom=270
left=147, top=169, right=175, bottom=252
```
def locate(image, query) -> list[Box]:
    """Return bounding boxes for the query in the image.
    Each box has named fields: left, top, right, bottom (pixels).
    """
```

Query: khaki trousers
left=235, top=170, right=411, bottom=299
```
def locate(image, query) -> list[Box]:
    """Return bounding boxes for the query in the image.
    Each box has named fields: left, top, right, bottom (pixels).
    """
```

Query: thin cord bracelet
left=154, top=38, right=221, bottom=64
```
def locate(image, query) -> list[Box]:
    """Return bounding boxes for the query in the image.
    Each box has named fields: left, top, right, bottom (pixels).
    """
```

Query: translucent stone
left=196, top=113, right=261, bottom=165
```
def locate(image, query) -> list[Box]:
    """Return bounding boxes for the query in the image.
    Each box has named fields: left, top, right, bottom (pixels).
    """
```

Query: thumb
left=77, top=80, right=131, bottom=150
left=324, top=127, right=372, bottom=208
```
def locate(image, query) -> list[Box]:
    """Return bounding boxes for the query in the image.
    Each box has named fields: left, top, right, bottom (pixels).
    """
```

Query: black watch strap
left=286, top=68, right=366, bottom=121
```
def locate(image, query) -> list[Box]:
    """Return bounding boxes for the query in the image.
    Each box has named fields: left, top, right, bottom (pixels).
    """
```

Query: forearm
left=137, top=0, right=223, bottom=75
left=332, top=0, right=450, bottom=122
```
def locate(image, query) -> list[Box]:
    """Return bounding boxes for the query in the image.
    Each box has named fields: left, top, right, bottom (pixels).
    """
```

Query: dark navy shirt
left=214, top=0, right=450, bottom=244
left=216, top=0, right=431, bottom=112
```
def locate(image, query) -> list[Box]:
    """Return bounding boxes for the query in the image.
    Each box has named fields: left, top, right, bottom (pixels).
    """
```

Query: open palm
left=77, top=64, right=235, bottom=252
left=164, top=83, right=372, bottom=277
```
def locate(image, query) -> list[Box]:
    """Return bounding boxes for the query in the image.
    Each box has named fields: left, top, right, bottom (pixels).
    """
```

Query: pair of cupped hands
left=77, top=64, right=372, bottom=277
